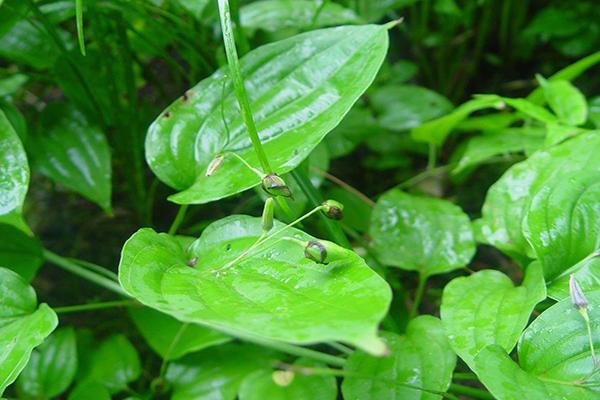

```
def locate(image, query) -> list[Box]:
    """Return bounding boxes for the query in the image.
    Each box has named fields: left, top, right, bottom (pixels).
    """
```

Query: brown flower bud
left=261, top=173, right=292, bottom=198
left=205, top=155, right=224, bottom=177
left=304, top=241, right=327, bottom=264
left=321, top=199, right=344, bottom=220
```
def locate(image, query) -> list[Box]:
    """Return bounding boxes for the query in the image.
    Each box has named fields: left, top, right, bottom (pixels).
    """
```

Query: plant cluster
left=1, top=0, right=600, bottom=399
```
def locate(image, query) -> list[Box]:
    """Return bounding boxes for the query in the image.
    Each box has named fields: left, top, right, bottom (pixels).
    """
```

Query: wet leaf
left=0, top=108, right=29, bottom=219
left=537, top=77, right=587, bottom=126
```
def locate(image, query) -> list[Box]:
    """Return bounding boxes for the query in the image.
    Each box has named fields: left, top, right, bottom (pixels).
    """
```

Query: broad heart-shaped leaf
left=538, top=77, right=587, bottom=126
left=30, top=103, right=112, bottom=212
left=342, top=316, right=456, bottom=400
left=0, top=223, right=43, bottom=282
left=478, top=132, right=600, bottom=265
left=440, top=262, right=546, bottom=371
left=240, top=0, right=361, bottom=34
left=0, top=108, right=29, bottom=218
left=80, top=334, right=140, bottom=394
left=146, top=24, right=389, bottom=205
left=369, top=189, right=475, bottom=278
left=129, top=307, right=230, bottom=361
left=370, top=85, right=453, bottom=132
left=518, top=290, right=600, bottom=385
left=238, top=359, right=337, bottom=400
left=118, top=215, right=391, bottom=355
left=474, top=345, right=598, bottom=400
left=0, top=267, right=58, bottom=396
left=16, top=327, right=77, bottom=399
left=523, top=170, right=600, bottom=299
left=166, top=343, right=275, bottom=400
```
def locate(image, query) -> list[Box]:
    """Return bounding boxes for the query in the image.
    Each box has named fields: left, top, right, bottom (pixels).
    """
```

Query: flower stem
left=54, top=300, right=138, bottom=314
left=217, top=0, right=272, bottom=174
left=168, top=205, right=189, bottom=235
left=410, top=274, right=427, bottom=319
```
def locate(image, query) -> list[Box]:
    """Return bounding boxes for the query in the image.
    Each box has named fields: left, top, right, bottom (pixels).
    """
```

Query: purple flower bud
left=569, top=274, right=588, bottom=310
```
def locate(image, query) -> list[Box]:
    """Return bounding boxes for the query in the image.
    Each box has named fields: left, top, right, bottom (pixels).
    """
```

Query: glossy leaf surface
left=0, top=223, right=43, bottom=282
left=0, top=268, right=57, bottom=395
left=146, top=25, right=388, bottom=204
left=440, top=263, right=546, bottom=370
left=538, top=78, right=587, bottom=126
left=342, top=316, right=456, bottom=400
left=129, top=307, right=230, bottom=361
left=16, top=327, right=77, bottom=399
left=119, top=215, right=391, bottom=354
left=166, top=343, right=274, bottom=400
left=30, top=104, right=112, bottom=212
left=369, top=189, right=475, bottom=278
left=0, top=109, right=28, bottom=218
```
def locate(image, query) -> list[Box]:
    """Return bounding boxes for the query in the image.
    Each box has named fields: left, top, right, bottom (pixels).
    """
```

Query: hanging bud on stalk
left=321, top=199, right=344, bottom=220
left=570, top=274, right=589, bottom=314
left=262, top=197, right=274, bottom=234
left=303, top=240, right=347, bottom=264
left=261, top=173, right=292, bottom=198
left=205, top=154, right=225, bottom=176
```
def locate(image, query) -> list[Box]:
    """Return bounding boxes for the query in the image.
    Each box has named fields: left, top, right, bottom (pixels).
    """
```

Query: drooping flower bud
left=569, top=274, right=589, bottom=311
left=321, top=199, right=344, bottom=220
left=272, top=370, right=294, bottom=387
left=262, top=198, right=274, bottom=233
left=205, top=154, right=224, bottom=176
left=303, top=240, right=347, bottom=264
left=261, top=173, right=292, bottom=198
left=186, top=257, right=198, bottom=267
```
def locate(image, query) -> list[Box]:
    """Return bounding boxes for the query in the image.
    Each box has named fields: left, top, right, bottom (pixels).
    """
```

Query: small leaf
left=0, top=267, right=58, bottom=396
left=118, top=215, right=391, bottom=354
left=166, top=343, right=274, bottom=400
left=440, top=262, right=546, bottom=370
left=0, top=108, right=29, bottom=218
left=30, top=103, right=112, bottom=212
left=67, top=381, right=111, bottom=400
left=129, top=307, right=230, bottom=361
left=146, top=24, right=389, bottom=205
left=370, top=85, right=453, bottom=131
left=342, top=316, right=456, bottom=400
left=16, top=327, right=78, bottom=399
left=0, top=223, right=43, bottom=282
left=537, top=77, right=587, bottom=126
left=369, top=189, right=475, bottom=278
left=0, top=73, right=28, bottom=97
left=239, top=359, right=337, bottom=400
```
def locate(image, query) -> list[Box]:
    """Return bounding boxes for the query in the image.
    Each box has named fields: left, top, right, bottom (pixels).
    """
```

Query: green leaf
left=358, top=0, right=422, bottom=22
left=325, top=104, right=380, bottom=159
left=370, top=85, right=453, bottom=131
left=518, top=290, right=600, bottom=385
left=129, top=307, right=230, bottom=361
left=166, top=343, right=274, bottom=400
left=453, top=127, right=544, bottom=174
left=16, top=327, right=78, bottom=399
left=172, top=0, right=211, bottom=21
left=410, top=96, right=502, bottom=145
left=0, top=223, right=43, bottom=282
left=240, top=0, right=361, bottom=34
left=146, top=24, right=389, bottom=205
left=369, top=189, right=475, bottom=278
left=0, top=267, right=58, bottom=396
left=0, top=73, right=28, bottom=97
left=342, top=316, right=456, bottom=400
left=118, top=215, right=391, bottom=355
left=82, top=335, right=140, bottom=394
left=523, top=170, right=600, bottom=299
left=474, top=345, right=598, bottom=400
left=0, top=108, right=29, bottom=218
left=239, top=359, right=337, bottom=400
left=478, top=132, right=600, bottom=264
left=30, top=103, right=112, bottom=212
left=590, top=96, right=600, bottom=128
left=67, top=381, right=111, bottom=400
left=545, top=123, right=587, bottom=146
left=0, top=20, right=64, bottom=69
left=478, top=94, right=559, bottom=124
left=440, top=262, right=546, bottom=370
left=537, top=77, right=587, bottom=126
left=325, top=186, right=372, bottom=233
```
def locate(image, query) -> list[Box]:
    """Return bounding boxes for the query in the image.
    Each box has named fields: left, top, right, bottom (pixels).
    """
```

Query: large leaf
left=238, top=359, right=337, bottom=400
left=0, top=223, right=43, bottom=282
left=440, top=262, right=546, bottom=371
left=0, top=267, right=58, bottom=395
left=118, top=215, right=391, bottom=355
left=129, top=307, right=230, bottom=361
left=30, top=103, right=112, bottom=212
left=523, top=170, right=600, bottom=298
left=478, top=132, right=600, bottom=264
left=342, top=316, right=456, bottom=400
left=369, top=189, right=475, bottom=278
left=370, top=85, right=453, bottom=131
left=240, top=0, right=361, bottom=34
left=166, top=343, right=274, bottom=400
left=0, top=109, right=29, bottom=218
left=146, top=24, right=389, bottom=205
left=16, top=327, right=78, bottom=399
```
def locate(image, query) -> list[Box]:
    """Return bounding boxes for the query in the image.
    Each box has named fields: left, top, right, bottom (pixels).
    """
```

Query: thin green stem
left=43, top=250, right=128, bottom=297
left=262, top=342, right=346, bottom=367
left=409, top=274, right=427, bottom=319
left=75, top=0, right=86, bottom=55
left=217, top=0, right=272, bottom=174
left=54, top=300, right=137, bottom=314
left=327, top=342, right=353, bottom=355
left=449, top=383, right=494, bottom=400
left=229, top=0, right=250, bottom=55
left=70, top=258, right=118, bottom=281
left=168, top=205, right=189, bottom=236
left=427, top=143, right=437, bottom=170
left=159, top=324, right=189, bottom=379
left=453, top=372, right=478, bottom=380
